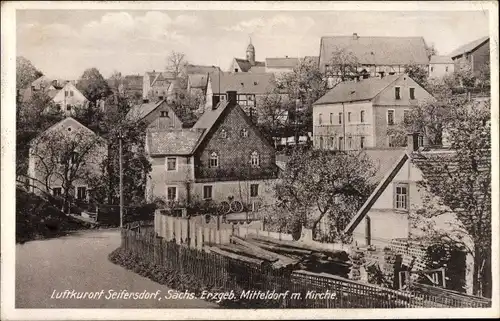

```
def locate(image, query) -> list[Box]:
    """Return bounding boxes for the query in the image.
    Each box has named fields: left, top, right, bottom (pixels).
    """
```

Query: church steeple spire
left=246, top=36, right=256, bottom=66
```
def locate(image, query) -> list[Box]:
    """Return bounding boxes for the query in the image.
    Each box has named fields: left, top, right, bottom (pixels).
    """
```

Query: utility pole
left=119, top=130, right=124, bottom=228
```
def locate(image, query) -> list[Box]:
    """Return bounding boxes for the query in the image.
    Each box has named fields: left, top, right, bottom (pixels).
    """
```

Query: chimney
left=406, top=133, right=420, bottom=154
left=212, top=95, right=220, bottom=110
left=227, top=91, right=237, bottom=105
left=352, top=33, right=359, bottom=40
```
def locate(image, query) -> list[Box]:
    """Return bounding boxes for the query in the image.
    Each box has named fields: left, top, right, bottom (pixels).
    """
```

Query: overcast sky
left=16, top=9, right=490, bottom=80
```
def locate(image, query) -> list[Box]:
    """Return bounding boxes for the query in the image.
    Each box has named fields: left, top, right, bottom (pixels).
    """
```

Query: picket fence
left=120, top=228, right=491, bottom=308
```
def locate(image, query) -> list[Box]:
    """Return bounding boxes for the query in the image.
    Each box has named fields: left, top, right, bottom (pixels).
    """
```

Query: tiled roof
left=186, top=64, right=221, bottom=74
left=126, top=100, right=164, bottom=121
left=147, top=128, right=205, bottom=156
left=313, top=74, right=401, bottom=105
left=234, top=58, right=265, bottom=72
left=429, top=55, right=454, bottom=64
left=209, top=72, right=275, bottom=95
left=319, top=35, right=429, bottom=66
left=248, top=66, right=266, bottom=73
left=188, top=74, right=208, bottom=89
left=449, top=36, right=489, bottom=58
left=265, top=57, right=300, bottom=69
left=364, top=148, right=407, bottom=186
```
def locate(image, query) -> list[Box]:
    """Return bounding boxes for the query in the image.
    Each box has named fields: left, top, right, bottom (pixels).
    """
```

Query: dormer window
left=209, top=152, right=219, bottom=168
left=241, top=129, right=248, bottom=138
left=220, top=129, right=227, bottom=139
left=250, top=151, right=260, bottom=167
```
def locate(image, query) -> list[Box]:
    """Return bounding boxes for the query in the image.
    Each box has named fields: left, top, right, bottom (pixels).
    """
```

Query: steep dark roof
left=209, top=72, right=275, bottom=95
left=313, top=74, right=401, bottom=105
left=265, top=57, right=300, bottom=69
left=449, top=36, right=489, bottom=58
left=147, top=128, right=205, bottom=156
left=234, top=58, right=265, bottom=72
left=319, top=35, right=429, bottom=66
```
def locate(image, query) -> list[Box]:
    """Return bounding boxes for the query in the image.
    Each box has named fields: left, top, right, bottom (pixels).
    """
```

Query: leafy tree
left=28, top=124, right=106, bottom=212
left=76, top=68, right=112, bottom=104
left=16, top=56, right=43, bottom=89
left=403, top=63, right=429, bottom=87
left=425, top=42, right=438, bottom=59
left=265, top=149, right=376, bottom=241
left=108, top=71, right=124, bottom=94
left=170, top=91, right=203, bottom=128
left=325, top=46, right=361, bottom=85
left=89, top=95, right=152, bottom=206
left=16, top=91, right=64, bottom=176
left=410, top=99, right=491, bottom=297
left=273, top=57, right=329, bottom=144
left=256, top=90, right=293, bottom=146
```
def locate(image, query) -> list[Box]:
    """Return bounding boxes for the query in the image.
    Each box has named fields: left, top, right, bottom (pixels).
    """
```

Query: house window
left=219, top=95, right=226, bottom=101
left=330, top=113, right=333, bottom=124
left=209, top=152, right=219, bottom=168
left=187, top=157, right=191, bottom=165
left=65, top=91, right=69, bottom=97
left=241, top=128, right=248, bottom=137
left=235, top=69, right=238, bottom=72
left=330, top=137, right=335, bottom=150
left=318, top=113, right=323, bottom=125
left=221, top=129, right=227, bottom=139
left=347, top=112, right=351, bottom=123
left=160, top=111, right=168, bottom=117
left=52, top=187, right=62, bottom=196
left=338, top=137, right=343, bottom=150
left=250, top=151, right=260, bottom=167
left=403, top=110, right=411, bottom=124
left=203, top=185, right=213, bottom=200
left=418, top=135, right=424, bottom=148
left=250, top=184, right=259, bottom=197
left=388, top=135, right=396, bottom=147
left=394, top=183, right=409, bottom=210
left=167, top=186, right=177, bottom=201
left=338, top=112, right=343, bottom=124
left=70, top=91, right=74, bottom=97
left=430, top=66, right=434, bottom=72
left=409, top=87, right=415, bottom=100
left=387, top=110, right=395, bottom=125
left=445, top=66, right=449, bottom=72
left=360, top=136, right=365, bottom=149
left=360, top=110, right=365, bottom=123
left=347, top=136, right=352, bottom=149
left=395, top=87, right=401, bottom=100
left=76, top=186, right=87, bottom=200
left=166, top=157, right=177, bottom=171
left=66, top=105, right=72, bottom=111
left=319, top=137, right=324, bottom=149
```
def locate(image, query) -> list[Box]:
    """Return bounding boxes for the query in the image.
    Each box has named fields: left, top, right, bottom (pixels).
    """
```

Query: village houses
left=27, top=117, right=107, bottom=201
left=204, top=71, right=277, bottom=122
left=428, top=55, right=455, bottom=79
left=126, top=99, right=184, bottom=130
left=312, top=73, right=435, bottom=151
left=318, top=33, right=430, bottom=87
left=142, top=70, right=176, bottom=101
left=20, top=76, right=89, bottom=115
left=449, top=36, right=490, bottom=75
left=145, top=91, right=279, bottom=212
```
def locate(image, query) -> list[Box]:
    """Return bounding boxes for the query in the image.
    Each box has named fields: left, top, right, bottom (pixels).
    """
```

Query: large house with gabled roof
left=126, top=100, right=184, bottom=130
left=312, top=74, right=434, bottom=151
left=142, top=70, right=176, bottom=101
left=319, top=33, right=430, bottom=87
left=145, top=91, right=279, bottom=210
left=449, top=36, right=490, bottom=75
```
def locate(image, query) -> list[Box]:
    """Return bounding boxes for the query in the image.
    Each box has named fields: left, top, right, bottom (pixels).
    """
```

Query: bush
left=16, top=188, right=91, bottom=243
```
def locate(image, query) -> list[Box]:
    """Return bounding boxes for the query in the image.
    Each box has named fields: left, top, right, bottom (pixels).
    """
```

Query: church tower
left=246, top=37, right=256, bottom=66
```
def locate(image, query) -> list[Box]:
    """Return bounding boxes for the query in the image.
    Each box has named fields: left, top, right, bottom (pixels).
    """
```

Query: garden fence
left=120, top=228, right=491, bottom=308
